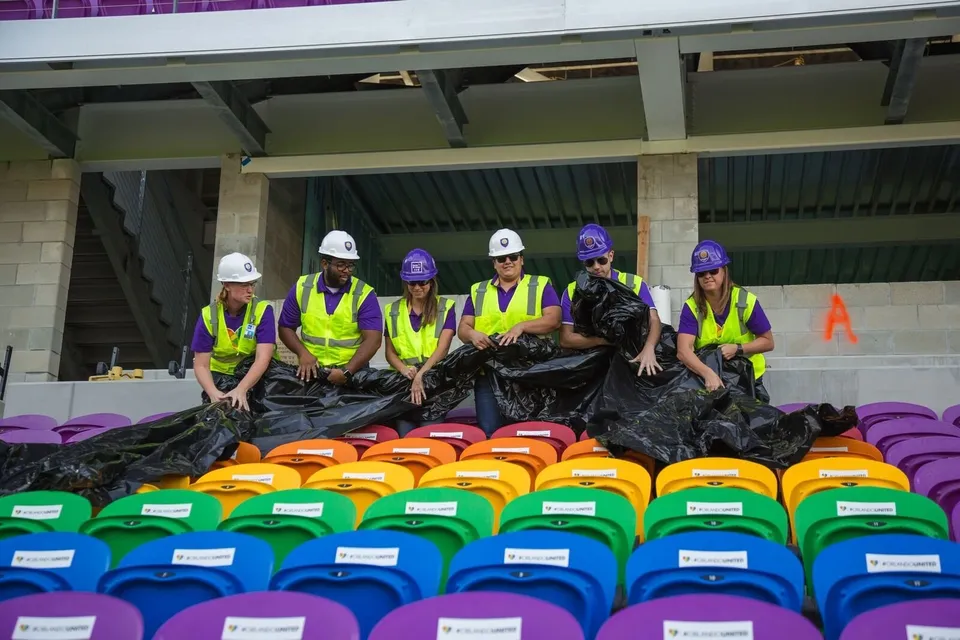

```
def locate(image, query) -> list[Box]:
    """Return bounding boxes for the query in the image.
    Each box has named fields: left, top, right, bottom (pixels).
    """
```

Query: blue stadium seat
left=446, top=529, right=615, bottom=640
left=0, top=532, right=110, bottom=600
left=270, top=529, right=442, bottom=640
left=97, top=530, right=272, bottom=639
left=814, top=533, right=960, bottom=640
left=626, top=531, right=804, bottom=611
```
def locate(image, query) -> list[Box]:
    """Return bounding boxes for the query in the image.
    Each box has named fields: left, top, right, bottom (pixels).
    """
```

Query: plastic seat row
left=0, top=0, right=386, bottom=20
left=0, top=412, right=173, bottom=443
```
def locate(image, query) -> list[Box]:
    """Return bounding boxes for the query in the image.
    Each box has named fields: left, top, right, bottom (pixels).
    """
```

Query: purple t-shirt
left=461, top=277, right=560, bottom=317
left=677, top=296, right=772, bottom=337
left=191, top=304, right=277, bottom=353
left=561, top=270, right=657, bottom=325
left=277, top=275, right=383, bottom=332
left=383, top=305, right=458, bottom=336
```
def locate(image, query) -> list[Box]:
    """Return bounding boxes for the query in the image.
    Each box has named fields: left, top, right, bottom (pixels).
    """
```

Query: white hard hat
left=217, top=252, right=261, bottom=283
left=319, top=230, right=360, bottom=260
left=488, top=228, right=525, bottom=257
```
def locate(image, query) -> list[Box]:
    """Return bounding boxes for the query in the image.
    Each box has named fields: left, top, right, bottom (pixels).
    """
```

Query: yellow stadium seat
left=360, top=438, right=457, bottom=484
left=135, top=484, right=158, bottom=494
left=656, top=457, right=778, bottom=499
left=800, top=437, right=884, bottom=463
left=264, top=439, right=359, bottom=484
left=418, top=460, right=529, bottom=530
left=209, top=442, right=262, bottom=471
left=535, top=458, right=651, bottom=536
left=459, top=437, right=557, bottom=490
left=190, top=463, right=300, bottom=517
left=304, top=461, right=415, bottom=525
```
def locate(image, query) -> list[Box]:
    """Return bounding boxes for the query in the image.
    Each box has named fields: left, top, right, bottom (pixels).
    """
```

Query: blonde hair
left=692, top=266, right=735, bottom=320
left=404, top=278, right=439, bottom=326
left=216, top=285, right=230, bottom=306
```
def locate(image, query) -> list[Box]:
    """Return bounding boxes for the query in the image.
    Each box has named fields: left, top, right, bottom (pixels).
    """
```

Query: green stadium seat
left=643, top=487, right=789, bottom=545
left=0, top=491, right=92, bottom=538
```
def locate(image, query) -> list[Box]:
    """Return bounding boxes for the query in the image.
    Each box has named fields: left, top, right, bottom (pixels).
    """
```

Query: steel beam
left=415, top=69, right=468, bottom=148
left=635, top=38, right=687, bottom=141
left=191, top=80, right=270, bottom=157
left=0, top=90, right=77, bottom=158
left=882, top=38, right=927, bottom=125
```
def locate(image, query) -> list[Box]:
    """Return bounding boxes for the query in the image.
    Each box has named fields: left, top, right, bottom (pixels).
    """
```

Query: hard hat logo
left=344, top=241, right=353, bottom=251
left=243, top=262, right=253, bottom=272
left=698, top=250, right=709, bottom=261
left=584, top=236, right=596, bottom=248
left=410, top=262, right=424, bottom=274
left=500, top=237, right=509, bottom=248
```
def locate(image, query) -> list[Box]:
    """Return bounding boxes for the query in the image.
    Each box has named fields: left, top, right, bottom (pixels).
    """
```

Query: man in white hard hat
left=278, top=230, right=383, bottom=384
left=457, top=228, right=561, bottom=435
left=192, top=253, right=278, bottom=410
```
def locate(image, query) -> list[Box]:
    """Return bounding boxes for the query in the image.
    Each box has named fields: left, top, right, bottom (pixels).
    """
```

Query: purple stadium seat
left=43, top=0, right=99, bottom=17
left=369, top=592, right=585, bottom=640
left=147, top=0, right=203, bottom=10
left=857, top=402, right=937, bottom=432
left=884, top=436, right=960, bottom=485
left=0, top=592, right=143, bottom=639
left=0, top=430, right=62, bottom=444
left=0, top=414, right=57, bottom=429
left=98, top=0, right=146, bottom=14
left=66, top=427, right=117, bottom=443
left=55, top=413, right=130, bottom=440
left=138, top=412, right=175, bottom=424
left=839, top=598, right=960, bottom=639
left=596, top=594, right=821, bottom=640
left=914, top=458, right=960, bottom=539
left=944, top=404, right=960, bottom=428
left=446, top=406, right=478, bottom=426
left=0, top=0, right=42, bottom=19
left=154, top=592, right=358, bottom=640
left=866, top=418, right=960, bottom=456
left=202, top=0, right=257, bottom=10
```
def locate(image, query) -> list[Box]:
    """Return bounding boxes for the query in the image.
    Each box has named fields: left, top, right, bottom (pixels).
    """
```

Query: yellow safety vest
left=566, top=270, right=643, bottom=301
left=201, top=298, right=275, bottom=375
left=385, top=296, right=455, bottom=368
left=297, top=274, right=374, bottom=367
left=470, top=274, right=550, bottom=336
left=685, top=286, right=766, bottom=379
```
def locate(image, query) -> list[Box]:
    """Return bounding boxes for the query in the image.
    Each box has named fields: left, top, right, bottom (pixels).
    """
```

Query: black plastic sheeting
left=0, top=271, right=856, bottom=500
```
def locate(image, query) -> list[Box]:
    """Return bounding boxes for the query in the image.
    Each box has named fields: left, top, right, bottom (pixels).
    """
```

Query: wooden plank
left=636, top=215, right=650, bottom=279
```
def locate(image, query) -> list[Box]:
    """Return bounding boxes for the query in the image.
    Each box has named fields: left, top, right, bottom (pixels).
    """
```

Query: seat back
left=857, top=402, right=937, bottom=432
left=0, top=430, right=62, bottom=444
left=334, top=425, right=398, bottom=454
left=304, top=461, right=415, bottom=524
left=405, top=423, right=486, bottom=457
left=656, top=457, right=778, bottom=499
left=0, top=532, right=110, bottom=598
left=944, top=404, right=960, bottom=427
left=209, top=441, right=262, bottom=471
left=885, top=436, right=960, bottom=484
left=643, top=486, right=789, bottom=544
left=560, top=438, right=656, bottom=475
left=460, top=437, right=557, bottom=489
left=191, top=463, right=301, bottom=517
left=361, top=438, right=457, bottom=483
left=866, top=418, right=960, bottom=456
left=492, top=421, right=576, bottom=456
left=80, top=490, right=222, bottom=567
left=218, top=488, right=356, bottom=565
left=802, top=437, right=883, bottom=462
left=0, top=592, right=143, bottom=639
left=264, top=439, right=358, bottom=483
left=913, top=457, right=960, bottom=538
left=0, top=491, right=92, bottom=538
left=418, top=460, right=529, bottom=530
left=836, top=598, right=960, bottom=640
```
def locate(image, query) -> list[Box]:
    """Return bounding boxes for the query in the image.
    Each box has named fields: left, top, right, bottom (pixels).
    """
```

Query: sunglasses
left=326, top=261, right=356, bottom=272
left=697, top=268, right=721, bottom=278
left=495, top=253, right=523, bottom=264
left=583, top=257, right=609, bottom=268
left=407, top=280, right=430, bottom=288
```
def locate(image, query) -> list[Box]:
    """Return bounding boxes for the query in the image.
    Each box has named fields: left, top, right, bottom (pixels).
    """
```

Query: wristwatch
left=736, top=345, right=744, bottom=357
left=343, top=369, right=354, bottom=382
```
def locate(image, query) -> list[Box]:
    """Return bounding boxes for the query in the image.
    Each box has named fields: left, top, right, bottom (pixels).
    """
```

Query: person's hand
left=719, top=344, right=739, bottom=361
left=402, top=366, right=418, bottom=381
left=498, top=324, right=525, bottom=346
left=470, top=331, right=496, bottom=350
left=223, top=387, right=250, bottom=411
left=327, top=368, right=348, bottom=386
left=297, top=352, right=320, bottom=382
left=704, top=370, right=725, bottom=392
left=631, top=347, right=663, bottom=377
left=207, top=389, right=226, bottom=403
left=411, top=373, right=426, bottom=406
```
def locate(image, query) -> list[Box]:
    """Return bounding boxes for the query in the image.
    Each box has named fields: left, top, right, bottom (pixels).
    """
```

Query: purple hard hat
left=400, top=248, right=438, bottom=282
left=690, top=239, right=731, bottom=273
left=577, top=223, right=614, bottom=261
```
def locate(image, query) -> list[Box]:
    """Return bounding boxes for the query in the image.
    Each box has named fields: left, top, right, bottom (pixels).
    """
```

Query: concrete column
left=0, top=159, right=81, bottom=382
left=638, top=153, right=699, bottom=326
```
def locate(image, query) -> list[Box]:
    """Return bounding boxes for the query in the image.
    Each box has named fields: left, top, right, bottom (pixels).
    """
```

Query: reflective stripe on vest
left=566, top=271, right=643, bottom=301
left=685, top=286, right=765, bottom=379
left=298, top=274, right=372, bottom=366
left=386, top=296, right=453, bottom=367
left=471, top=274, right=547, bottom=336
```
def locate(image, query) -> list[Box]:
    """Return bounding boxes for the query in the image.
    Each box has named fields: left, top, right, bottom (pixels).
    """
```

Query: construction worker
left=560, top=223, right=662, bottom=376
left=678, top=240, right=775, bottom=401
left=278, top=230, right=383, bottom=385
left=384, top=249, right=457, bottom=435
left=192, top=253, right=277, bottom=411
left=458, top=228, right=562, bottom=435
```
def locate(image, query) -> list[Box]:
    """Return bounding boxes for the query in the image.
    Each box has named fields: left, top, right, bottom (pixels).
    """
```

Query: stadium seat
left=369, top=591, right=585, bottom=640
left=643, top=486, right=789, bottom=544
left=913, top=457, right=960, bottom=539
left=264, top=439, right=359, bottom=483
left=190, top=463, right=301, bottom=517
left=595, top=593, right=822, bottom=640
left=209, top=441, right=262, bottom=470
left=866, top=418, right=960, bottom=456
left=98, top=530, right=273, bottom=639
left=358, top=487, right=494, bottom=585
left=460, top=437, right=557, bottom=488
left=55, top=413, right=130, bottom=440
left=944, top=404, right=960, bottom=428
left=838, top=598, right=960, bottom=640
left=66, top=427, right=118, bottom=443
left=361, top=438, right=457, bottom=483
left=334, top=425, right=398, bottom=454
left=0, top=491, right=92, bottom=538
left=0, top=414, right=57, bottom=430
left=655, top=457, right=778, bottom=499
left=560, top=438, right=656, bottom=475
left=304, top=461, right=415, bottom=525
left=626, top=531, right=804, bottom=611
left=0, top=430, right=61, bottom=444
left=447, top=530, right=616, bottom=639
left=535, top=458, right=651, bottom=536
left=218, top=488, right=356, bottom=565
left=814, top=534, right=960, bottom=640
left=802, top=437, right=884, bottom=462
left=0, top=592, right=143, bottom=640
left=80, top=490, right=222, bottom=567
left=270, top=529, right=442, bottom=639
left=794, top=486, right=948, bottom=592
left=0, top=532, right=110, bottom=598
left=840, top=428, right=865, bottom=442
left=492, top=421, right=577, bottom=456
left=445, top=406, right=478, bottom=426
left=154, top=591, right=360, bottom=640
left=419, top=460, right=529, bottom=530
left=884, top=436, right=960, bottom=484
left=137, top=412, right=175, bottom=424
left=857, top=402, right=937, bottom=433
left=404, top=423, right=486, bottom=458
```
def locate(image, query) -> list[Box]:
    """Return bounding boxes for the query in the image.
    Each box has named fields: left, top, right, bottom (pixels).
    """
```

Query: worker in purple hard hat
left=385, top=248, right=457, bottom=435
left=677, top=240, right=776, bottom=402
left=561, top=223, right=663, bottom=377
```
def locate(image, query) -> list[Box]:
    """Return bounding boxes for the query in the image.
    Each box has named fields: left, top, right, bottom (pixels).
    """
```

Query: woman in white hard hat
left=191, top=253, right=277, bottom=411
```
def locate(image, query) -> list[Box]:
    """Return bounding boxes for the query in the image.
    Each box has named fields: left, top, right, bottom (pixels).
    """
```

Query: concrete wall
left=261, top=178, right=306, bottom=301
